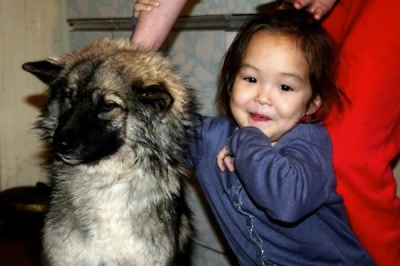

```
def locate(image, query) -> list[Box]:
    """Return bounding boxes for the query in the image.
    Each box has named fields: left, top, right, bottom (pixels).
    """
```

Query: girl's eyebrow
left=240, top=63, right=258, bottom=70
left=241, top=64, right=306, bottom=83
left=281, top=72, right=306, bottom=83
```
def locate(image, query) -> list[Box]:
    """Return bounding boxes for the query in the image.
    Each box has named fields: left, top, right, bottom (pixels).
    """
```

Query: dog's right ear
left=22, top=60, right=64, bottom=85
left=137, top=83, right=174, bottom=112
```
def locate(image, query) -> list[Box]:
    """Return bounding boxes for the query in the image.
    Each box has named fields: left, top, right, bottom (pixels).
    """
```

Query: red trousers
left=323, top=1, right=400, bottom=265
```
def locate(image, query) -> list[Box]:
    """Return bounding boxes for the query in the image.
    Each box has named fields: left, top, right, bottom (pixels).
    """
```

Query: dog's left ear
left=137, top=83, right=174, bottom=111
left=22, top=60, right=64, bottom=85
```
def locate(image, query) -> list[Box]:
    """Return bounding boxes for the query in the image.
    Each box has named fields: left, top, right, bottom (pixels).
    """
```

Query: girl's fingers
left=224, top=156, right=235, bottom=172
left=217, top=146, right=235, bottom=172
left=217, top=149, right=227, bottom=172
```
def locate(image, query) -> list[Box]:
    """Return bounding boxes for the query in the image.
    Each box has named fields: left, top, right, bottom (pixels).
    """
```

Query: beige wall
left=0, top=0, right=69, bottom=190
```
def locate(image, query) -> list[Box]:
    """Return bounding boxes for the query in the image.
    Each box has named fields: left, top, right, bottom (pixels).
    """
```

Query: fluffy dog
left=22, top=38, right=197, bottom=266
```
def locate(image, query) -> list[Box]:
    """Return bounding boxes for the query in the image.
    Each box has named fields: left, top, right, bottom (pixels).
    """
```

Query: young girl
left=133, top=6, right=375, bottom=265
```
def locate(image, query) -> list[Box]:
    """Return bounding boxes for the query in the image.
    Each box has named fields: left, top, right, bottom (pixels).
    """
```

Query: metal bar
left=67, top=14, right=251, bottom=32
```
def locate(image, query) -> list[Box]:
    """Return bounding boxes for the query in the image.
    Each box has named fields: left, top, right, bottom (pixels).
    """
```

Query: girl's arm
left=130, top=0, right=187, bottom=51
left=224, top=126, right=333, bottom=223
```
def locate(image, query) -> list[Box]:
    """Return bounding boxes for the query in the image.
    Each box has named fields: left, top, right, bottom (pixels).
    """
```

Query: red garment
left=323, top=1, right=400, bottom=265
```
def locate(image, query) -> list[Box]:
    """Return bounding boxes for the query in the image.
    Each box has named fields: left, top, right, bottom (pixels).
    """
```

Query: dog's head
left=23, top=39, right=197, bottom=165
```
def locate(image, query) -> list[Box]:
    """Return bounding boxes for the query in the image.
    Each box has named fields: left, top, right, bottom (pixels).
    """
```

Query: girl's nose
left=255, top=87, right=272, bottom=105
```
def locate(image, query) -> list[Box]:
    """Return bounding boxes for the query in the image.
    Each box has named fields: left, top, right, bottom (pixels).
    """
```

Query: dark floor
left=0, top=215, right=42, bottom=266
left=0, top=185, right=49, bottom=265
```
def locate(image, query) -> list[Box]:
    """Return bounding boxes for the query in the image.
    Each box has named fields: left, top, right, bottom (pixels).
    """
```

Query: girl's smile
left=249, top=112, right=271, bottom=122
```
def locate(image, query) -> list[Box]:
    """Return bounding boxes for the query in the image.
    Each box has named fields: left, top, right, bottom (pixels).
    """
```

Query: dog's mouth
left=56, top=153, right=84, bottom=165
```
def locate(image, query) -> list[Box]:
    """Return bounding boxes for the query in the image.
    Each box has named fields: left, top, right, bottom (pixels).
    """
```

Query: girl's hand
left=133, top=0, right=160, bottom=18
left=217, top=146, right=235, bottom=172
left=276, top=0, right=338, bottom=20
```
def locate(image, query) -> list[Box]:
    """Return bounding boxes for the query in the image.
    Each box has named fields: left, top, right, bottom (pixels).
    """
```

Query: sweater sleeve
left=226, top=125, right=333, bottom=223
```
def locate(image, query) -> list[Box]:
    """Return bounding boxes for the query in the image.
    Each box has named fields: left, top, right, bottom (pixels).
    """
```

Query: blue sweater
left=187, top=116, right=374, bottom=265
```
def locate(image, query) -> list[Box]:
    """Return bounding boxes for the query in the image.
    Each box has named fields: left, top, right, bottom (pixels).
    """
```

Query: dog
left=22, top=38, right=197, bottom=266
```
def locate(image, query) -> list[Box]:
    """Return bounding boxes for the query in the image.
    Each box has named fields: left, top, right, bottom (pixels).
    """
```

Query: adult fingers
left=276, top=0, right=337, bottom=20
left=132, top=1, right=160, bottom=17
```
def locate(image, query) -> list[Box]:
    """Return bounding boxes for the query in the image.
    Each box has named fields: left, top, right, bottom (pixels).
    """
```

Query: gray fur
left=22, top=38, right=197, bottom=266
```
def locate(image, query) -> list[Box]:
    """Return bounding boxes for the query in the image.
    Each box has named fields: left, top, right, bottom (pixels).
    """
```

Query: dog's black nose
left=54, top=131, right=75, bottom=154
left=55, top=140, right=73, bottom=154
left=54, top=139, right=73, bottom=154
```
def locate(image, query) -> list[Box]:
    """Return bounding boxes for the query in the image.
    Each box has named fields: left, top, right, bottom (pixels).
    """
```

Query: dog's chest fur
left=45, top=148, right=183, bottom=265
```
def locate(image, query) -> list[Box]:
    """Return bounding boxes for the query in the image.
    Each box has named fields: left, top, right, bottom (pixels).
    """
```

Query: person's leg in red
left=324, top=1, right=400, bottom=265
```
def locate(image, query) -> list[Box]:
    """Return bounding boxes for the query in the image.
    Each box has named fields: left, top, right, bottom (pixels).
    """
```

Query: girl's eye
left=279, top=85, right=293, bottom=92
left=244, top=77, right=257, bottom=83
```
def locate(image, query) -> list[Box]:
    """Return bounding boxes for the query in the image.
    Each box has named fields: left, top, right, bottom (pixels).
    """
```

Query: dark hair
left=216, top=8, right=347, bottom=121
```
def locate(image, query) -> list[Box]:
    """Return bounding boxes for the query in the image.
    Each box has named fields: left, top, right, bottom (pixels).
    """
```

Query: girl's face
left=230, top=31, right=321, bottom=146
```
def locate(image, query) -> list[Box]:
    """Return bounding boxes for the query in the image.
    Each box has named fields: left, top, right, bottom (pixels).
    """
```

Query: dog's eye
left=101, top=101, right=119, bottom=112
left=62, top=97, right=73, bottom=109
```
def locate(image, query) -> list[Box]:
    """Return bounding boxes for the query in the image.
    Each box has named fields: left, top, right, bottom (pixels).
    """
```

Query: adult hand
left=276, top=0, right=338, bottom=20
left=130, top=0, right=186, bottom=50
left=217, top=146, right=235, bottom=172
left=132, top=0, right=160, bottom=18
